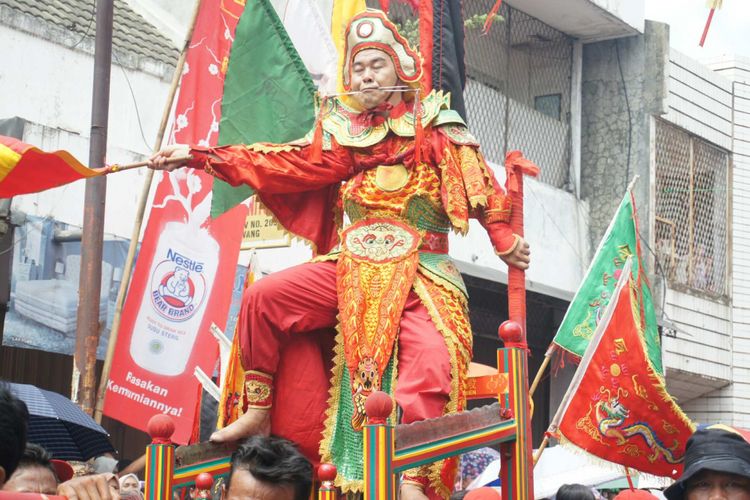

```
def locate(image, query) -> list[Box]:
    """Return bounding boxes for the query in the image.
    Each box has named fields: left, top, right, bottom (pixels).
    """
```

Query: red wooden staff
left=501, top=150, right=539, bottom=497
left=504, top=150, right=539, bottom=341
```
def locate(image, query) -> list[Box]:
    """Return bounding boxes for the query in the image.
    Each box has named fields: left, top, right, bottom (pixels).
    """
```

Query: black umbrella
left=10, top=382, right=115, bottom=461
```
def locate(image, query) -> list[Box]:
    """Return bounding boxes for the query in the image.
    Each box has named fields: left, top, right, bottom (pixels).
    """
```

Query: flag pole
left=699, top=7, right=717, bottom=47
left=528, top=353, right=551, bottom=400
left=73, top=0, right=114, bottom=415
left=99, top=155, right=193, bottom=173
left=624, top=467, right=636, bottom=490
left=93, top=0, right=203, bottom=424
left=532, top=434, right=549, bottom=465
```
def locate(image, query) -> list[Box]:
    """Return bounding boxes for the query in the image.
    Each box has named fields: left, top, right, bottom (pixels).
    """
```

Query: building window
left=654, top=119, right=729, bottom=297
left=534, top=94, right=562, bottom=120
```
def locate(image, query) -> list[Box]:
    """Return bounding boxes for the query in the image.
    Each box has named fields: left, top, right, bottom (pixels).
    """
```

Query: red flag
left=103, top=0, right=248, bottom=444
left=549, top=259, right=694, bottom=478
left=0, top=135, right=101, bottom=197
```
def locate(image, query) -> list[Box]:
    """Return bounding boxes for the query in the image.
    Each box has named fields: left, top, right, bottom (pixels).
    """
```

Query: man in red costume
left=151, top=9, right=529, bottom=499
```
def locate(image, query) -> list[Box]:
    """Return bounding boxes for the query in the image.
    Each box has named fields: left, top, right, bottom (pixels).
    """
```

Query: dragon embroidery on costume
left=595, top=388, right=681, bottom=464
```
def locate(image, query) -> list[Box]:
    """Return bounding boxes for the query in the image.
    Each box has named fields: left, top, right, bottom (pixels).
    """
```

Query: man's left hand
left=499, top=237, right=530, bottom=270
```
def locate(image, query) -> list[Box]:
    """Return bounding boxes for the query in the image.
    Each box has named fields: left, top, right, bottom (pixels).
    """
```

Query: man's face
left=350, top=48, right=399, bottom=110
left=120, top=476, right=140, bottom=492
left=225, top=469, right=295, bottom=500
left=686, top=470, right=750, bottom=500
left=1, top=465, right=58, bottom=494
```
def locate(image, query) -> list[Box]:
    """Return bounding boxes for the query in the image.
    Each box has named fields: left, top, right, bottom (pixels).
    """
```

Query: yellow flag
left=332, top=0, right=366, bottom=93
left=707, top=0, right=723, bottom=8
left=216, top=253, right=259, bottom=429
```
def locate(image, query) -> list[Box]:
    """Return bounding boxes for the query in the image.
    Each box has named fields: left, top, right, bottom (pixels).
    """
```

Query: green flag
left=210, top=0, right=317, bottom=218
left=550, top=192, right=662, bottom=374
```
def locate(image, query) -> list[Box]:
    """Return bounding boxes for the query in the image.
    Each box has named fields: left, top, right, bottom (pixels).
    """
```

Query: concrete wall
left=589, top=0, right=645, bottom=34
left=714, top=60, right=750, bottom=427
left=0, top=17, right=173, bottom=238
left=580, top=21, right=669, bottom=247
left=664, top=50, right=734, bottom=151
left=655, top=49, right=735, bottom=414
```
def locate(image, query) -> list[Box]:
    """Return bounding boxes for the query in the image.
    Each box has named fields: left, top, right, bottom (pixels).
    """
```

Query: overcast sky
left=645, top=0, right=750, bottom=60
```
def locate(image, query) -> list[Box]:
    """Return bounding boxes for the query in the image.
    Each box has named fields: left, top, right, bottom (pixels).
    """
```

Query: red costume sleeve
left=186, top=141, right=352, bottom=255
left=480, top=173, right=519, bottom=256
left=433, top=128, right=518, bottom=255
left=188, top=141, right=354, bottom=194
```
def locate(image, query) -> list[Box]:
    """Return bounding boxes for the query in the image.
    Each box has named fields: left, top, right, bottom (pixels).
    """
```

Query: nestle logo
left=166, top=248, right=204, bottom=273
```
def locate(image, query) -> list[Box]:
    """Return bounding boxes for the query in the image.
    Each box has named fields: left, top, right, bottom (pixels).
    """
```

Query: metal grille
left=654, top=119, right=729, bottom=297
left=366, top=1, right=573, bottom=188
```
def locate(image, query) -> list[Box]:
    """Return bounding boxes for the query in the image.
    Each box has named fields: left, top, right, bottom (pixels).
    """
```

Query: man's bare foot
left=210, top=408, right=271, bottom=443
left=400, top=483, right=428, bottom=500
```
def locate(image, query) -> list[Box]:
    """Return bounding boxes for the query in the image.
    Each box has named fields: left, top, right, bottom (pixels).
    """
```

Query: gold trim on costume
left=495, top=234, right=521, bottom=257
left=374, top=164, right=410, bottom=192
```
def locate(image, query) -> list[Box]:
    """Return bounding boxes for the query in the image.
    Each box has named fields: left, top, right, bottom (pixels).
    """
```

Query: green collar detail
left=319, top=90, right=451, bottom=148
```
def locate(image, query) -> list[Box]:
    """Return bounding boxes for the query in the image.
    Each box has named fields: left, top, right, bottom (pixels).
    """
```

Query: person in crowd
left=94, top=455, right=119, bottom=475
left=114, top=459, right=133, bottom=476
left=119, top=488, right=144, bottom=500
left=0, top=383, right=29, bottom=488
left=119, top=473, right=140, bottom=493
left=0, top=382, right=120, bottom=499
left=224, top=435, right=312, bottom=500
left=1, top=443, right=72, bottom=494
left=664, top=424, right=750, bottom=500
left=612, top=490, right=659, bottom=499
left=555, top=483, right=597, bottom=500
left=464, top=487, right=502, bottom=499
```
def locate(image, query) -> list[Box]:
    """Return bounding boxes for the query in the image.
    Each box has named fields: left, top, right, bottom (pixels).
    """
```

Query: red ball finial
left=195, top=472, right=214, bottom=490
left=498, top=320, right=524, bottom=346
left=318, top=463, right=338, bottom=482
left=365, top=391, right=393, bottom=424
left=147, top=414, right=175, bottom=443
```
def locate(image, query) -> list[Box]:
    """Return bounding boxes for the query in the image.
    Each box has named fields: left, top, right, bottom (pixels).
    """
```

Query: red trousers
left=238, top=260, right=452, bottom=425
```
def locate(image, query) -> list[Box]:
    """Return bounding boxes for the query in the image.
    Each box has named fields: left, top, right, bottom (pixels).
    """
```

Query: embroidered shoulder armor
left=436, top=119, right=480, bottom=147
left=313, top=90, right=451, bottom=148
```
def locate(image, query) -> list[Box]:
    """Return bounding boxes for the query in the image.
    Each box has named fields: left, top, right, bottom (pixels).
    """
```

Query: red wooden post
left=145, top=414, right=175, bottom=500
left=498, top=322, right=533, bottom=499
left=318, top=463, right=338, bottom=500
left=500, top=151, right=539, bottom=500
left=193, top=472, right=214, bottom=499
left=363, top=391, right=396, bottom=500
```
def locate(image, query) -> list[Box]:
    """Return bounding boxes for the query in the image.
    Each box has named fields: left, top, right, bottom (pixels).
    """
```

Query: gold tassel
left=414, top=91, right=423, bottom=165
left=309, top=96, right=326, bottom=164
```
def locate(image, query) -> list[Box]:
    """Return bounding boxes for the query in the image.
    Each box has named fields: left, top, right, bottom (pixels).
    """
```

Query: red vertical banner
left=103, top=0, right=248, bottom=444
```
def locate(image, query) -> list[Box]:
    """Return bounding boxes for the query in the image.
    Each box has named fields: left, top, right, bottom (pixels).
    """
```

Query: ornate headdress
left=342, top=9, right=423, bottom=90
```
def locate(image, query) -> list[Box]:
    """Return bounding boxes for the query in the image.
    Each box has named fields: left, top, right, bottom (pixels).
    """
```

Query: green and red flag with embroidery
left=548, top=259, right=694, bottom=478
left=548, top=190, right=662, bottom=374
left=209, top=0, right=317, bottom=217
left=0, top=135, right=101, bottom=197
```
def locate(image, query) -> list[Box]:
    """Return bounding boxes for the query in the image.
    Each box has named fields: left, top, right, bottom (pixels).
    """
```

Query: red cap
left=465, top=487, right=502, bottom=500
left=51, top=459, right=74, bottom=482
left=613, top=490, right=659, bottom=500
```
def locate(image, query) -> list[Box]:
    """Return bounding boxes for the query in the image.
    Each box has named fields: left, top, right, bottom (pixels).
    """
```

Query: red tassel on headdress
left=482, top=0, right=503, bottom=34
left=309, top=96, right=326, bottom=164
left=379, top=0, right=390, bottom=13
left=413, top=94, right=424, bottom=165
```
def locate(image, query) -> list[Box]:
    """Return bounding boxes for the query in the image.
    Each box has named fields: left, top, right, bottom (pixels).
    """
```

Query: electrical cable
left=70, top=0, right=96, bottom=50
left=615, top=40, right=633, bottom=191
left=112, top=50, right=153, bottom=154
